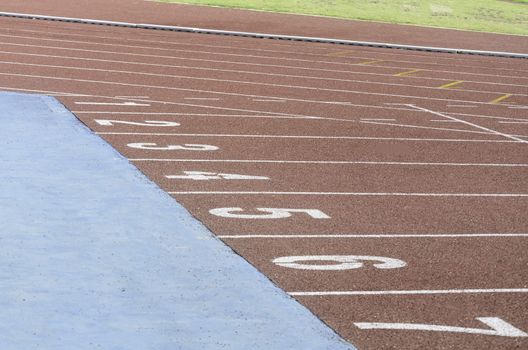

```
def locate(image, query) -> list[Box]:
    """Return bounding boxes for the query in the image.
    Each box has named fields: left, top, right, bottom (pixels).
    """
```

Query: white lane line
left=1, top=65, right=523, bottom=108
left=2, top=47, right=526, bottom=91
left=359, top=120, right=493, bottom=135
left=289, top=288, right=528, bottom=297
left=430, top=120, right=459, bottom=123
left=252, top=99, right=286, bottom=102
left=217, top=233, right=528, bottom=239
left=2, top=83, right=523, bottom=127
left=75, top=101, right=151, bottom=106
left=0, top=84, right=327, bottom=120
left=72, top=110, right=528, bottom=123
left=447, top=105, right=478, bottom=108
left=101, top=132, right=482, bottom=140
left=115, top=95, right=150, bottom=99
left=131, top=159, right=527, bottom=167
left=97, top=132, right=517, bottom=139
left=75, top=112, right=321, bottom=121
left=2, top=24, right=527, bottom=74
left=360, top=118, right=396, bottom=122
left=1, top=33, right=526, bottom=80
left=168, top=191, right=528, bottom=197
left=3, top=25, right=526, bottom=75
left=184, top=97, right=221, bottom=101
left=405, top=104, right=528, bottom=144
left=499, top=121, right=528, bottom=124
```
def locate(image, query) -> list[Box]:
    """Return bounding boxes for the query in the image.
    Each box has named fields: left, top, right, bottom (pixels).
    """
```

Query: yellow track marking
left=358, top=59, right=383, bottom=65
left=439, top=80, right=464, bottom=89
left=490, top=94, right=512, bottom=104
left=394, top=69, right=421, bottom=77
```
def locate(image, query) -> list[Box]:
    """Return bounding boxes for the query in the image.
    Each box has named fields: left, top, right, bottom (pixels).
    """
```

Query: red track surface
left=0, top=6, right=527, bottom=349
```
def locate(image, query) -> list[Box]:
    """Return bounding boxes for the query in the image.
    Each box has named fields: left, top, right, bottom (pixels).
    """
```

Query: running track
left=0, top=13, right=527, bottom=350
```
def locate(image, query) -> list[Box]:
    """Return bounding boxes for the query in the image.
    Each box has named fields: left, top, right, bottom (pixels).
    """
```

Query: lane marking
left=8, top=22, right=517, bottom=68
left=7, top=63, right=528, bottom=108
left=0, top=23, right=509, bottom=66
left=404, top=104, right=528, bottom=144
left=74, top=110, right=528, bottom=123
left=274, top=255, right=406, bottom=271
left=490, top=94, right=512, bottom=104
left=132, top=159, right=528, bottom=167
left=290, top=288, right=528, bottom=296
left=447, top=104, right=477, bottom=108
left=3, top=48, right=526, bottom=91
left=358, top=59, right=383, bottom=65
left=394, top=69, right=421, bottom=77
left=97, top=130, right=528, bottom=139
left=95, top=119, right=180, bottom=127
left=354, top=317, right=528, bottom=338
left=360, top=118, right=396, bottom=122
left=359, top=121, right=495, bottom=136
left=218, top=233, right=528, bottom=239
left=252, top=99, right=286, bottom=102
left=1, top=25, right=526, bottom=74
left=115, top=95, right=149, bottom=99
left=439, top=80, right=464, bottom=89
left=184, top=97, right=221, bottom=101
left=74, top=101, right=150, bottom=106
left=169, top=191, right=528, bottom=197
left=127, top=143, right=218, bottom=151
left=2, top=39, right=527, bottom=84
left=499, top=121, right=528, bottom=124
left=209, top=208, right=330, bottom=219
left=166, top=171, right=269, bottom=181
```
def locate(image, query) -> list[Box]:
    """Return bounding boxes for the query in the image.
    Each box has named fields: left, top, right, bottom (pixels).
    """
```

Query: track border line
left=0, top=11, right=526, bottom=59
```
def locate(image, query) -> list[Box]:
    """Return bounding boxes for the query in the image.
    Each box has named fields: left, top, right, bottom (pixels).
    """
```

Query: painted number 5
left=209, top=207, right=330, bottom=219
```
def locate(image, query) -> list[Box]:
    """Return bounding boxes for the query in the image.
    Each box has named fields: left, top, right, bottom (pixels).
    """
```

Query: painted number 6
left=209, top=207, right=330, bottom=219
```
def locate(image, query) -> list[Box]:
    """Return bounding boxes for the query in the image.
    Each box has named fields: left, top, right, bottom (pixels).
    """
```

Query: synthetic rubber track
left=0, top=14, right=527, bottom=350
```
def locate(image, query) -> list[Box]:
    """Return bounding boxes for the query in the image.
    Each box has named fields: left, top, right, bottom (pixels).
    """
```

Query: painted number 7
left=355, top=317, right=528, bottom=338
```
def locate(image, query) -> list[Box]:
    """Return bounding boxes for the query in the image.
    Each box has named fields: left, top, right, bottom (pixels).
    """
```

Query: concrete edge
left=0, top=11, right=527, bottom=59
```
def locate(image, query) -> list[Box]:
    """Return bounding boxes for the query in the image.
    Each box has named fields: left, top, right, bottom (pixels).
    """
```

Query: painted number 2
left=127, top=143, right=218, bottom=151
left=95, top=119, right=180, bottom=127
left=209, top=207, right=330, bottom=219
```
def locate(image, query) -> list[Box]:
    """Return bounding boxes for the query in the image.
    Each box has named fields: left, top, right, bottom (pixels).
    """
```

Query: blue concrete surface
left=0, top=92, right=356, bottom=349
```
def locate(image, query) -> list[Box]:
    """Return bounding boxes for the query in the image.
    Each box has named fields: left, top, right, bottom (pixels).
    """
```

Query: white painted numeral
left=95, top=119, right=179, bottom=127
left=273, top=255, right=406, bottom=270
left=354, top=317, right=528, bottom=337
left=209, top=207, right=330, bottom=219
left=166, top=171, right=269, bottom=181
left=127, top=143, right=218, bottom=151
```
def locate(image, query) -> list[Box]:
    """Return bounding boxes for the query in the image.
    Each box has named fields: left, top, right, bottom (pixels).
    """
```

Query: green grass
left=158, top=0, right=528, bottom=35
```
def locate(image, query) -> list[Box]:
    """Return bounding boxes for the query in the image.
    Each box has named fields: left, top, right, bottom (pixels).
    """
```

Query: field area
left=159, top=0, right=528, bottom=35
